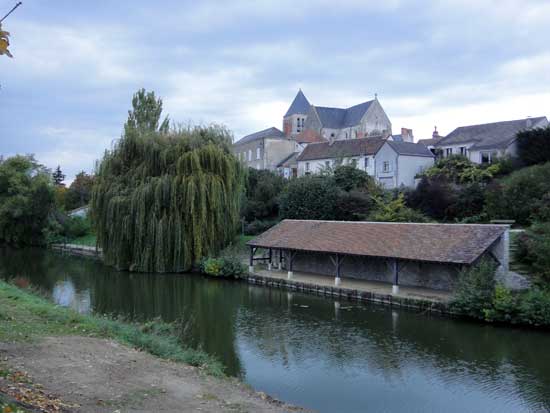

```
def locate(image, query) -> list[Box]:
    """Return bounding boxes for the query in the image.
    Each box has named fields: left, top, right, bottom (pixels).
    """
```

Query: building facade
left=435, top=116, right=549, bottom=164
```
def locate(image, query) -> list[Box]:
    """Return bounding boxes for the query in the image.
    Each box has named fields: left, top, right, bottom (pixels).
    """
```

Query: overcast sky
left=1, top=0, right=549, bottom=181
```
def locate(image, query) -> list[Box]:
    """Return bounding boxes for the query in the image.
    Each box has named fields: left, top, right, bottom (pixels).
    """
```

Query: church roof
left=314, top=100, right=375, bottom=129
left=284, top=90, right=311, bottom=117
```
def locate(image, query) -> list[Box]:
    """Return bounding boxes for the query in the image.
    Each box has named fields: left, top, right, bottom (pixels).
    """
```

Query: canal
left=1, top=247, right=549, bottom=413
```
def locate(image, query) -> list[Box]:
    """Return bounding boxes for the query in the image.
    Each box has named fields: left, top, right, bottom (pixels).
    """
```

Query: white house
left=435, top=117, right=549, bottom=164
left=296, top=137, right=434, bottom=188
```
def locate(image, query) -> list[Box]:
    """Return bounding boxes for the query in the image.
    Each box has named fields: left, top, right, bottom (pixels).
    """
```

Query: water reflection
left=0, top=247, right=549, bottom=413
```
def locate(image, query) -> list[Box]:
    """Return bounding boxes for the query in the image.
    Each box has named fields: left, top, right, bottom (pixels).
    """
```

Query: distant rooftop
left=296, top=137, right=385, bottom=161
left=234, top=127, right=286, bottom=145
left=386, top=140, right=434, bottom=157
left=314, top=100, right=375, bottom=129
left=437, top=117, right=548, bottom=150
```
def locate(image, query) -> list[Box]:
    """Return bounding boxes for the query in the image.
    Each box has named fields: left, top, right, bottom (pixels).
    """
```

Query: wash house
left=247, top=220, right=509, bottom=292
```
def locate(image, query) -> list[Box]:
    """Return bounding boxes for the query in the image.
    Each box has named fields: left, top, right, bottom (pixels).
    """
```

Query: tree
left=91, top=89, right=245, bottom=272
left=279, top=176, right=341, bottom=220
left=517, top=127, right=550, bottom=167
left=65, top=171, right=94, bottom=210
left=0, top=155, right=55, bottom=246
left=52, top=165, right=65, bottom=186
left=368, top=193, right=429, bottom=223
left=242, top=168, right=286, bottom=222
left=125, top=88, right=169, bottom=134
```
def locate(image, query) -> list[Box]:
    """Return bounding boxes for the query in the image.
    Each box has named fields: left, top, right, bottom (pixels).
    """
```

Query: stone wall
left=284, top=251, right=462, bottom=291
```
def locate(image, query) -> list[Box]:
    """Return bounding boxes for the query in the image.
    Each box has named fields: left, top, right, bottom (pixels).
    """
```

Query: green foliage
left=52, top=165, right=65, bottom=186
left=369, top=193, right=430, bottom=223
left=517, top=126, right=550, bottom=167
left=421, top=155, right=495, bottom=184
left=199, top=256, right=246, bottom=278
left=65, top=216, right=91, bottom=238
left=451, top=260, right=498, bottom=319
left=333, top=165, right=375, bottom=192
left=91, top=90, right=245, bottom=272
left=0, top=281, right=224, bottom=376
left=244, top=219, right=278, bottom=236
left=451, top=260, right=550, bottom=327
left=514, top=222, right=550, bottom=284
left=65, top=171, right=94, bottom=211
left=279, top=175, right=341, bottom=220
left=242, top=168, right=285, bottom=222
left=0, top=155, right=55, bottom=246
left=484, top=162, right=550, bottom=225
left=125, top=88, right=170, bottom=134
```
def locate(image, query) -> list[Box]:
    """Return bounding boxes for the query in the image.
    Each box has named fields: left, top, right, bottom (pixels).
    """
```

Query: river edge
left=0, top=281, right=303, bottom=413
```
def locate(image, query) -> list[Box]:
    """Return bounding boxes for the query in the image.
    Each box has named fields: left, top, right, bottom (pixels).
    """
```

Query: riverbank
left=0, top=281, right=299, bottom=412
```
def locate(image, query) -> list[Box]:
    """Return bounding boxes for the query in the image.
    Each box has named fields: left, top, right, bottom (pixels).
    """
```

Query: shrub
left=244, top=219, right=278, bottom=236
left=516, top=289, right=550, bottom=326
left=451, top=259, right=497, bottom=319
left=369, top=193, right=429, bottom=223
left=514, top=222, right=550, bottom=284
left=199, top=256, right=246, bottom=278
left=484, top=162, right=550, bottom=225
left=242, top=168, right=286, bottom=221
left=517, top=126, right=550, bottom=167
left=65, top=216, right=91, bottom=238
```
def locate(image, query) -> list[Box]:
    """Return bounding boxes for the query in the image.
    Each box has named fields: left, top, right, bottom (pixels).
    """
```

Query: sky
left=1, top=0, right=549, bottom=182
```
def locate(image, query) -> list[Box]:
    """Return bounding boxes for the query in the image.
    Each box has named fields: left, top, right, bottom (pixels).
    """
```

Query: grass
left=69, top=233, right=97, bottom=247
left=0, top=281, right=224, bottom=377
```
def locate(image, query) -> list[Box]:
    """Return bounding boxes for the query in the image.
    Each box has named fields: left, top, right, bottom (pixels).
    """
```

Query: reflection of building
left=53, top=280, right=91, bottom=314
left=434, top=116, right=549, bottom=164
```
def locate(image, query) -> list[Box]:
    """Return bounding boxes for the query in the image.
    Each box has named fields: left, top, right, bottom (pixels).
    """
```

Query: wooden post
left=278, top=249, right=282, bottom=270
left=287, top=250, right=295, bottom=279
left=268, top=248, right=273, bottom=271
left=248, top=246, right=255, bottom=273
left=392, top=258, right=399, bottom=295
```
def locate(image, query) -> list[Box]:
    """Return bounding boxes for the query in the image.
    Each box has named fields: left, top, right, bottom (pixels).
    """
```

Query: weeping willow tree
left=91, top=89, right=246, bottom=272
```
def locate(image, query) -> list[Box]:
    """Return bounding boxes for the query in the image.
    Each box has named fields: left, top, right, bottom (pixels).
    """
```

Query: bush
left=451, top=259, right=497, bottom=319
left=242, top=168, right=286, bottom=222
left=484, top=162, right=550, bottom=225
left=517, top=126, right=550, bottom=167
left=199, top=256, right=246, bottom=278
left=244, top=219, right=278, bottom=236
left=65, top=216, right=91, bottom=238
left=514, top=222, right=550, bottom=284
left=369, top=193, right=430, bottom=223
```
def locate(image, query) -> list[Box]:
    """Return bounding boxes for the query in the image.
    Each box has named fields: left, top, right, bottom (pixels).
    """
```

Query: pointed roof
left=284, top=90, right=311, bottom=117
left=313, top=100, right=375, bottom=129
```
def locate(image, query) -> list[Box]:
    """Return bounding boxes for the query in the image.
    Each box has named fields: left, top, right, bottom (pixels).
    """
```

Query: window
left=481, top=152, right=498, bottom=164
left=330, top=133, right=335, bottom=138
left=242, top=152, right=246, bottom=161
left=345, top=132, right=348, bottom=139
left=325, top=161, right=330, bottom=168
left=256, top=147, right=261, bottom=160
left=305, top=162, right=310, bottom=171
left=446, top=148, right=453, bottom=157
left=364, top=157, right=369, bottom=169
left=383, top=161, right=391, bottom=173
left=459, top=146, right=467, bottom=156
left=248, top=150, right=252, bottom=162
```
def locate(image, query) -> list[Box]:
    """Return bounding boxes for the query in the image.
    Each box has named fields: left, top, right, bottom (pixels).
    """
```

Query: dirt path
left=0, top=336, right=300, bottom=413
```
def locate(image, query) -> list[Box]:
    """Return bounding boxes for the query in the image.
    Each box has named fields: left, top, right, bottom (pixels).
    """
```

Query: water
left=1, top=247, right=549, bottom=413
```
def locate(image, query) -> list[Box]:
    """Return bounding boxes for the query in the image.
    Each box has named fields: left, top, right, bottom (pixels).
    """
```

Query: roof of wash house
left=313, top=100, right=375, bottom=129
left=385, top=140, right=435, bottom=157
left=248, top=220, right=508, bottom=264
left=233, top=127, right=286, bottom=146
left=284, top=90, right=311, bottom=117
left=437, top=117, right=548, bottom=150
left=296, top=137, right=385, bottom=161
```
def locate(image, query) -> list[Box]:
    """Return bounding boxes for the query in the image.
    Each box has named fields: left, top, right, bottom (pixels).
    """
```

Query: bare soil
left=0, top=336, right=301, bottom=413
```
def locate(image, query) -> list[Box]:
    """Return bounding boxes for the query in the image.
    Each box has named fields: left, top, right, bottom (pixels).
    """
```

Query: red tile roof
left=296, top=137, right=385, bottom=161
left=247, top=220, right=508, bottom=264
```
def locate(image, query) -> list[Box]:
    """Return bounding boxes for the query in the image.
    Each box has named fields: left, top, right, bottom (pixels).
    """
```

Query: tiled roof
left=248, top=220, right=508, bottom=264
left=437, top=117, right=548, bottom=150
left=234, top=127, right=286, bottom=145
left=296, top=137, right=385, bottom=161
left=314, top=100, right=375, bottom=129
left=284, top=90, right=311, bottom=117
left=386, top=141, right=434, bottom=157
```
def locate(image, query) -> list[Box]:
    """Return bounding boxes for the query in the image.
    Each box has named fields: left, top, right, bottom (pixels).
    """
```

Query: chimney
left=433, top=126, right=440, bottom=139
left=401, top=128, right=413, bottom=143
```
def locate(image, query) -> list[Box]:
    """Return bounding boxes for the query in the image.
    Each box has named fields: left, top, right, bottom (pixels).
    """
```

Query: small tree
left=65, top=171, right=94, bottom=210
left=52, top=165, right=65, bottom=186
left=517, top=126, right=550, bottom=166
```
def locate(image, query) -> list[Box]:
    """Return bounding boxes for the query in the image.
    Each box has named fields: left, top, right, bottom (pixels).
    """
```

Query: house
left=417, top=127, right=443, bottom=155
left=233, top=127, right=298, bottom=171
left=301, top=95, right=392, bottom=141
left=435, top=117, right=549, bottom=164
left=296, top=137, right=434, bottom=188
left=248, top=220, right=510, bottom=292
